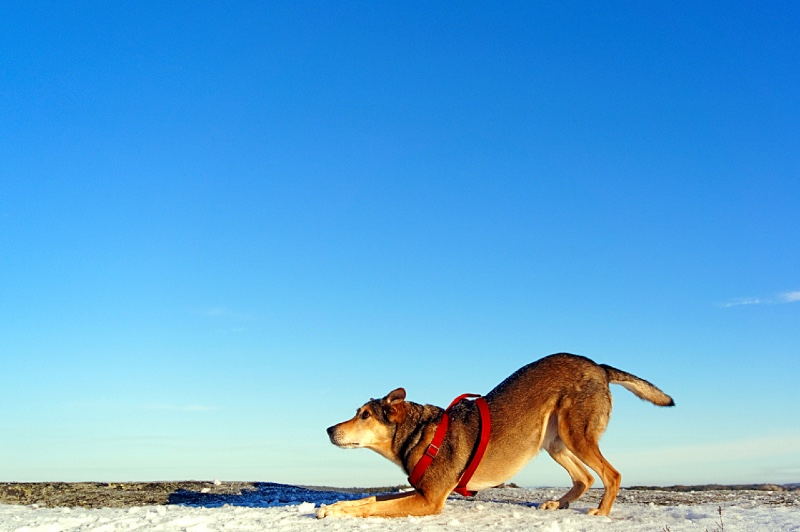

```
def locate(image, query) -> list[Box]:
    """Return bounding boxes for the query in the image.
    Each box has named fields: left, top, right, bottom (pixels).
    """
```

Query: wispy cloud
left=721, top=290, right=800, bottom=307
left=779, top=291, right=800, bottom=303
left=720, top=297, right=763, bottom=308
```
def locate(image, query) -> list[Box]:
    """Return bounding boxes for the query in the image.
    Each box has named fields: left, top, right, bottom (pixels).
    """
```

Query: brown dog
left=318, top=353, right=674, bottom=518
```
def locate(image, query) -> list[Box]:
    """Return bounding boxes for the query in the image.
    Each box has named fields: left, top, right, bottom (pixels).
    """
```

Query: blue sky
left=1, top=1, right=798, bottom=487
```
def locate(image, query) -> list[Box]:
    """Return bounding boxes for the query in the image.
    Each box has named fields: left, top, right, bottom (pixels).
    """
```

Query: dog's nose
left=326, top=426, right=334, bottom=436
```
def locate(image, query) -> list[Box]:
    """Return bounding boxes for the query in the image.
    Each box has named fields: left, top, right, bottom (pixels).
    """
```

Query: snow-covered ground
left=1, top=484, right=798, bottom=531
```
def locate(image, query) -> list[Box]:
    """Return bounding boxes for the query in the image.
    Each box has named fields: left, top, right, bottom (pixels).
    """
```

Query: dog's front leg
left=315, top=495, right=381, bottom=518
left=316, top=489, right=446, bottom=518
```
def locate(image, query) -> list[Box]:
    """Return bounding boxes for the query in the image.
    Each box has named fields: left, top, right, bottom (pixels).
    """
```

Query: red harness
left=407, top=394, right=491, bottom=497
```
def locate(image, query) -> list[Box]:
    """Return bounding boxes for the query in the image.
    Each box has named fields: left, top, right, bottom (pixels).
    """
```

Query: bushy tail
left=601, top=364, right=675, bottom=407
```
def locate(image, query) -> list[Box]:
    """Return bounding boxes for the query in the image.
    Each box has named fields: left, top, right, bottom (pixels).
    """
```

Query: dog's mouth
left=330, top=435, right=362, bottom=448
left=330, top=438, right=363, bottom=449
left=327, top=427, right=363, bottom=448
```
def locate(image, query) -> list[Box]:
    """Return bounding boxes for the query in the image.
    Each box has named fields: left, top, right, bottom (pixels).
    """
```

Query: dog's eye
left=360, top=410, right=371, bottom=420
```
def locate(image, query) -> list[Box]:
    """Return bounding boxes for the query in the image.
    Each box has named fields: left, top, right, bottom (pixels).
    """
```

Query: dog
left=317, top=352, right=674, bottom=518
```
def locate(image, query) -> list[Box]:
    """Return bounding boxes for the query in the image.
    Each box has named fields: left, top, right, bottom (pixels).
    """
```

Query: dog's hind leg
left=556, top=409, right=621, bottom=516
left=540, top=437, right=595, bottom=511
left=559, top=434, right=621, bottom=515
left=569, top=442, right=620, bottom=516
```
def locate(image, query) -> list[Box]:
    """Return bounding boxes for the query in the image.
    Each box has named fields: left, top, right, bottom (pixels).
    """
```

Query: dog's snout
left=326, top=426, right=335, bottom=437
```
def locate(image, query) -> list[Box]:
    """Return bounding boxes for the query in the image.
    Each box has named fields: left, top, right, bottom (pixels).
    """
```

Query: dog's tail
left=601, top=364, right=675, bottom=407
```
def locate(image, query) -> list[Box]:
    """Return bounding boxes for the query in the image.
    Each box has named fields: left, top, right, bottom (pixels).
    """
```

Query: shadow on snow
left=167, top=482, right=365, bottom=509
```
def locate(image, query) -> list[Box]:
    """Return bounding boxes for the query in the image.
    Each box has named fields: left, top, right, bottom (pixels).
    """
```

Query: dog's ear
left=384, top=387, right=406, bottom=405
left=384, top=388, right=407, bottom=424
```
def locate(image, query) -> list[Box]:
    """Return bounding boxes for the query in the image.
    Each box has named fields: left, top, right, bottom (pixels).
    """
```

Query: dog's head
left=326, top=388, right=408, bottom=451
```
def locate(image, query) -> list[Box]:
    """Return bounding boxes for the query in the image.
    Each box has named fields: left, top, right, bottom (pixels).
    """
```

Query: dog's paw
left=539, top=500, right=562, bottom=511
left=315, top=502, right=350, bottom=518
left=587, top=507, right=609, bottom=516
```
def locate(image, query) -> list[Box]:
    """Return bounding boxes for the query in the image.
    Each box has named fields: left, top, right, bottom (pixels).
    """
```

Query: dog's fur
left=318, top=353, right=674, bottom=518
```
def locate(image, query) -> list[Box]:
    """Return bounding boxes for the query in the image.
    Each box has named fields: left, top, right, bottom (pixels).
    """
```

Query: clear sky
left=1, top=1, right=798, bottom=488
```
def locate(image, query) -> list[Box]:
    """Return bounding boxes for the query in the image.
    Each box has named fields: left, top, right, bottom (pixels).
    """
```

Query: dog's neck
left=390, top=402, right=445, bottom=474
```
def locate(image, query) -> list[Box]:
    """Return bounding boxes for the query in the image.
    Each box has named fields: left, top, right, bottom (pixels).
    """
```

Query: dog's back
left=486, top=353, right=673, bottom=412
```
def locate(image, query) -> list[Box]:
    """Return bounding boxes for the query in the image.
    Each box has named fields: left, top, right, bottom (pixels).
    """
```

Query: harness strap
left=407, top=393, right=491, bottom=497
left=453, top=396, right=490, bottom=496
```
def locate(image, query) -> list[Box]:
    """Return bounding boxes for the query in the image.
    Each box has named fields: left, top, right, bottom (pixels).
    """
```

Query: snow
left=1, top=485, right=798, bottom=531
